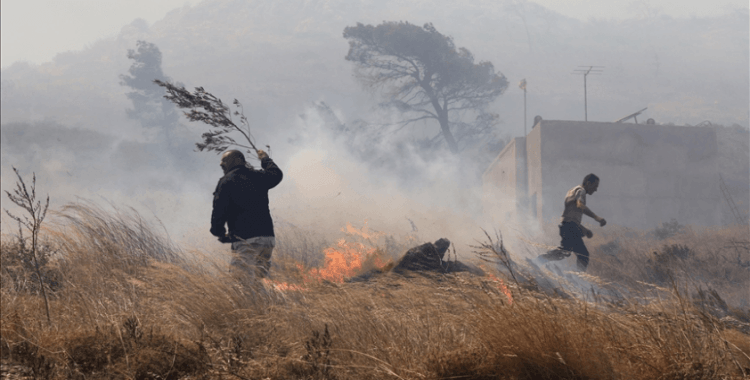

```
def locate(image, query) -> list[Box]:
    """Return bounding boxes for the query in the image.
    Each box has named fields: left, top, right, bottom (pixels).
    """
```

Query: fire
left=341, top=221, right=385, bottom=240
left=487, top=272, right=514, bottom=305
left=262, top=222, right=392, bottom=290
left=308, top=239, right=376, bottom=282
left=262, top=278, right=307, bottom=292
left=300, top=222, right=392, bottom=283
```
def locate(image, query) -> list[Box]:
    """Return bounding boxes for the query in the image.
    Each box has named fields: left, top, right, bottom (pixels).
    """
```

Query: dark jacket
left=210, top=157, right=283, bottom=240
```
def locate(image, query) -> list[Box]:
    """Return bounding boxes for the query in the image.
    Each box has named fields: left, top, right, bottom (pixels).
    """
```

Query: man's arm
left=579, top=223, right=594, bottom=238
left=258, top=150, right=283, bottom=189
left=577, top=199, right=606, bottom=226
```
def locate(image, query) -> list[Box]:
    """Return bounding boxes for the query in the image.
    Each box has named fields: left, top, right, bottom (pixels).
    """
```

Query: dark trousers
left=559, top=221, right=590, bottom=271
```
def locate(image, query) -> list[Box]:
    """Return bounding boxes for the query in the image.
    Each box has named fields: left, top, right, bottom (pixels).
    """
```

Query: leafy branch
left=153, top=80, right=261, bottom=155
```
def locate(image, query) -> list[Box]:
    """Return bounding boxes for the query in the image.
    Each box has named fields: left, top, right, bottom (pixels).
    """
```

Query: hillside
left=1, top=0, right=747, bottom=138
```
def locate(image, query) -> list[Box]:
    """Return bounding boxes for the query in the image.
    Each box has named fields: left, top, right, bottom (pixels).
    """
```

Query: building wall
left=515, top=136, right=528, bottom=222
left=715, top=125, right=750, bottom=225
left=482, top=137, right=525, bottom=223
left=526, top=123, right=543, bottom=224
left=534, top=120, right=721, bottom=229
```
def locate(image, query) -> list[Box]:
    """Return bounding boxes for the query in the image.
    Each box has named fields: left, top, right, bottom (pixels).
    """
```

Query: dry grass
left=1, top=203, right=749, bottom=379
left=586, top=223, right=750, bottom=312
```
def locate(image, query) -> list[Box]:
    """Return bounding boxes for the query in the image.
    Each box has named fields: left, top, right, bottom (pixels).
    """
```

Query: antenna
left=614, top=107, right=648, bottom=124
left=572, top=66, right=604, bottom=121
left=519, top=79, right=527, bottom=136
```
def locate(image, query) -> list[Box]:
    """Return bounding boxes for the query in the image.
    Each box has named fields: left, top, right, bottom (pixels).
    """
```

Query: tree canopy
left=119, top=41, right=180, bottom=142
left=344, top=21, right=508, bottom=153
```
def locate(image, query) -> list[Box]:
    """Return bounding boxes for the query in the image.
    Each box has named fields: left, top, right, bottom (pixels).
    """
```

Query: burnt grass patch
left=61, top=320, right=208, bottom=379
left=68, top=329, right=207, bottom=379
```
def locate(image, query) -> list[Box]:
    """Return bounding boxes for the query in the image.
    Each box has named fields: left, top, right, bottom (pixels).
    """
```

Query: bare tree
left=4, top=167, right=51, bottom=324
left=344, top=21, right=508, bottom=153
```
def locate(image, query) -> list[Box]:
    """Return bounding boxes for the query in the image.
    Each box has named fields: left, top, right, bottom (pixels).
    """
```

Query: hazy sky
left=1, top=0, right=746, bottom=69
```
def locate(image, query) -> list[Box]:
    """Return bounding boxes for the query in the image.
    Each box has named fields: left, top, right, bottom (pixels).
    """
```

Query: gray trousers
left=231, top=236, right=275, bottom=278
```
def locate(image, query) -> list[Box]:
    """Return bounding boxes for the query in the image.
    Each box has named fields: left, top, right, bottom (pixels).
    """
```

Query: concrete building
left=482, top=119, right=724, bottom=229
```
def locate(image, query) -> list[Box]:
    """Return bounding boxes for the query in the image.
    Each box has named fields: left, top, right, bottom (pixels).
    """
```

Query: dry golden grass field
left=1, top=203, right=749, bottom=379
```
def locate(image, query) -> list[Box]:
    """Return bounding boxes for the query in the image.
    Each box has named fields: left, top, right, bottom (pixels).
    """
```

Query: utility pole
left=572, top=66, right=603, bottom=121
left=519, top=79, right=527, bottom=135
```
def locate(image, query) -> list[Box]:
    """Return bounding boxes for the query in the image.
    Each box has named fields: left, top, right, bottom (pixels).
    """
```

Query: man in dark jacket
left=211, top=149, right=283, bottom=277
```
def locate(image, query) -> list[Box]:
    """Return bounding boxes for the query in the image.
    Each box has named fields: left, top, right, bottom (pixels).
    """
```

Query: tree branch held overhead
left=154, top=80, right=260, bottom=156
left=344, top=21, right=508, bottom=153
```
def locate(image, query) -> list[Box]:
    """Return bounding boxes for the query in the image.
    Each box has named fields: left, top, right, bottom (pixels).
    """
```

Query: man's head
left=220, top=150, right=245, bottom=174
left=582, top=173, right=600, bottom=195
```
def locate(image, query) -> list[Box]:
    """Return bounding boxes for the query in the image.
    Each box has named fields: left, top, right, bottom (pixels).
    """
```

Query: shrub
left=1, top=234, right=61, bottom=293
left=653, top=218, right=686, bottom=240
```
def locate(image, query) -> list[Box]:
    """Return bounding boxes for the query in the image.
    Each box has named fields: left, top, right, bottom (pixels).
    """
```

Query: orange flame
left=341, top=221, right=385, bottom=240
left=307, top=239, right=376, bottom=282
left=267, top=223, right=392, bottom=288
left=262, top=278, right=307, bottom=292
left=487, top=272, right=513, bottom=305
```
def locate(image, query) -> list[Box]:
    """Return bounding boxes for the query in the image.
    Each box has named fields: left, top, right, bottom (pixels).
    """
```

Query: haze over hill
left=1, top=0, right=748, bottom=248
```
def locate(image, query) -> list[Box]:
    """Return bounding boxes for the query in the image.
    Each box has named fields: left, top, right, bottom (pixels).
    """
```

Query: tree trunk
left=438, top=110, right=458, bottom=154
left=426, top=89, right=458, bottom=154
left=32, top=230, right=52, bottom=324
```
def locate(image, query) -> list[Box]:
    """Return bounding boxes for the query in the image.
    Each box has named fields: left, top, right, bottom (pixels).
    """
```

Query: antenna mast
left=572, top=66, right=604, bottom=121
left=719, top=174, right=747, bottom=225
left=519, top=79, right=527, bottom=136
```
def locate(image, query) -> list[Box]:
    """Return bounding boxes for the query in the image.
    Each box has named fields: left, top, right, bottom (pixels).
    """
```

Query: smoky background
left=1, top=0, right=748, bottom=259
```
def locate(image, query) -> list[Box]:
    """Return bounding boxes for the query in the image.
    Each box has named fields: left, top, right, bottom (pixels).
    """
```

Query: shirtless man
left=539, top=173, right=606, bottom=271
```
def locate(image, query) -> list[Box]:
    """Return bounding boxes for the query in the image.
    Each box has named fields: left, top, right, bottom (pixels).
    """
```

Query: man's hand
left=218, top=234, right=240, bottom=243
left=582, top=227, right=593, bottom=239
left=597, top=217, right=607, bottom=227
left=257, top=150, right=269, bottom=160
left=210, top=227, right=226, bottom=238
